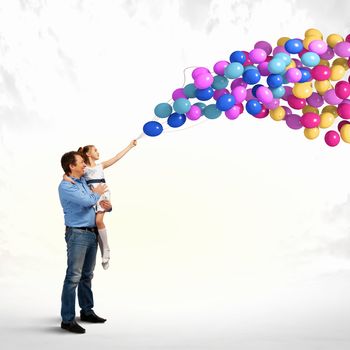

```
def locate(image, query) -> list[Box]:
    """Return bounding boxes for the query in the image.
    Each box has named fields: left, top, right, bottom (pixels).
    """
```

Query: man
left=58, top=151, right=111, bottom=334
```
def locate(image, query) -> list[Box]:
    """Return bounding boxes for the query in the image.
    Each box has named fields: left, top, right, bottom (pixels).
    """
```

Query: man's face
left=70, top=154, right=86, bottom=177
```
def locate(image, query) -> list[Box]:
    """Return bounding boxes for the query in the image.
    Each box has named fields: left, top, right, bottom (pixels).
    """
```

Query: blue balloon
left=246, top=99, right=262, bottom=115
left=143, top=121, right=163, bottom=137
left=271, top=86, right=286, bottom=99
left=301, top=52, right=320, bottom=67
left=252, top=84, right=264, bottom=97
left=212, top=75, right=229, bottom=90
left=242, top=68, right=261, bottom=84
left=195, top=87, right=214, bottom=101
left=284, top=39, right=303, bottom=54
left=224, top=62, right=244, bottom=79
left=173, top=98, right=191, bottom=114
left=204, top=104, right=222, bottom=119
left=229, top=50, right=246, bottom=64
left=167, top=113, right=186, bottom=128
left=154, top=103, right=172, bottom=118
left=184, top=83, right=196, bottom=98
left=216, top=94, right=236, bottom=111
left=267, top=74, right=283, bottom=88
left=298, top=67, right=312, bottom=82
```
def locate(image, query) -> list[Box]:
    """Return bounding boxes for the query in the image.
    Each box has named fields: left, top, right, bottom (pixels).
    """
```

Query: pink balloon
left=172, top=88, right=186, bottom=100
left=213, top=88, right=229, bottom=100
left=311, top=65, right=331, bottom=81
left=249, top=48, right=267, bottom=64
left=287, top=95, right=306, bottom=109
left=192, top=67, right=210, bottom=79
left=300, top=112, right=320, bottom=128
left=254, top=41, right=272, bottom=55
left=337, top=103, right=350, bottom=119
left=306, top=92, right=324, bottom=108
left=324, top=130, right=340, bottom=147
left=253, top=106, right=269, bottom=118
left=308, top=40, right=328, bottom=55
left=242, top=51, right=253, bottom=66
left=225, top=105, right=241, bottom=120
left=285, top=68, right=302, bottom=83
left=186, top=105, right=202, bottom=121
left=338, top=120, right=350, bottom=131
left=285, top=114, right=303, bottom=130
left=334, top=42, right=350, bottom=57
left=335, top=81, right=350, bottom=99
left=213, top=60, right=229, bottom=76
left=324, top=89, right=343, bottom=105
left=231, top=86, right=247, bottom=103
left=194, top=73, right=214, bottom=89
left=256, top=86, right=273, bottom=104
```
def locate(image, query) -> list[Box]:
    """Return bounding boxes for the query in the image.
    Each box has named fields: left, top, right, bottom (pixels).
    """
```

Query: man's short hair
left=61, top=151, right=81, bottom=175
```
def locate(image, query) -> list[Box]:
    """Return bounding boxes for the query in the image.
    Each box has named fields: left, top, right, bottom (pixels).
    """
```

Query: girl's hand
left=130, top=140, right=137, bottom=148
left=63, top=174, right=75, bottom=184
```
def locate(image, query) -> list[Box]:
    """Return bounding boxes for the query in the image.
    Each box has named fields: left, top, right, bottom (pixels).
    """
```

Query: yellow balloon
left=305, top=28, right=323, bottom=39
left=319, top=59, right=330, bottom=67
left=327, top=34, right=344, bottom=48
left=270, top=106, right=285, bottom=121
left=322, top=105, right=338, bottom=117
left=319, top=112, right=335, bottom=128
left=277, top=37, right=290, bottom=46
left=315, top=80, right=331, bottom=95
left=304, top=127, right=320, bottom=140
left=292, top=82, right=313, bottom=98
left=285, top=60, right=296, bottom=70
left=302, top=105, right=319, bottom=114
left=332, top=58, right=349, bottom=71
left=303, top=36, right=320, bottom=50
left=330, top=65, right=346, bottom=81
left=340, top=124, right=350, bottom=143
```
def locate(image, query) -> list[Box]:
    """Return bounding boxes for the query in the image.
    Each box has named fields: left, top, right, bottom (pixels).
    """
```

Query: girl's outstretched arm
left=102, top=140, right=137, bottom=169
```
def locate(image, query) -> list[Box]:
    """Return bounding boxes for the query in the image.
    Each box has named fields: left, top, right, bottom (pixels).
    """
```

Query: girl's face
left=87, top=146, right=100, bottom=160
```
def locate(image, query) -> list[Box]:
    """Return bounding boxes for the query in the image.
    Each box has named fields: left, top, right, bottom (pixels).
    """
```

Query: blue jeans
left=61, top=228, right=98, bottom=323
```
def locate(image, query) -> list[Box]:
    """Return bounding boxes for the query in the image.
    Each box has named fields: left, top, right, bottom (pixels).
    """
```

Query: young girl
left=65, top=140, right=137, bottom=269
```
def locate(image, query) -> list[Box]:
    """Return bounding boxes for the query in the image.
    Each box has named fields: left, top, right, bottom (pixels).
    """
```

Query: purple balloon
left=230, top=78, right=247, bottom=89
left=324, top=89, right=343, bottom=105
left=257, top=61, right=270, bottom=76
left=264, top=98, right=280, bottom=110
left=334, top=42, right=350, bottom=57
left=213, top=88, right=229, bottom=100
left=282, top=86, right=293, bottom=101
left=245, top=88, right=254, bottom=101
left=285, top=114, right=303, bottom=130
left=282, top=106, right=292, bottom=115
left=254, top=40, right=272, bottom=55
left=320, top=46, right=334, bottom=60
left=306, top=92, right=324, bottom=108
left=273, top=46, right=288, bottom=55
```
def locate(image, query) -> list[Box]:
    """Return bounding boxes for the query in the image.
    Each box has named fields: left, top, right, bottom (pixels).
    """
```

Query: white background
left=1, top=0, right=350, bottom=349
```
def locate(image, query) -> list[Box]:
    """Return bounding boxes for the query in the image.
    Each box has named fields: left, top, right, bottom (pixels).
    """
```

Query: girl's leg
left=96, top=212, right=110, bottom=269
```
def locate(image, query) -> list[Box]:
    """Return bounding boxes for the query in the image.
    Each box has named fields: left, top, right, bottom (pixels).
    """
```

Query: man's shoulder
left=59, top=180, right=76, bottom=191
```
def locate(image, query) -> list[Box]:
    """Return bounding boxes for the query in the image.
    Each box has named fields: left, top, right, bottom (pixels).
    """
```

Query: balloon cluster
left=143, top=29, right=350, bottom=147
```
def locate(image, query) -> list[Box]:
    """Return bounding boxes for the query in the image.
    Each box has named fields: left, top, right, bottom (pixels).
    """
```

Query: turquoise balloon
left=203, top=104, right=222, bottom=119
left=173, top=98, right=191, bottom=114
left=184, top=83, right=196, bottom=98
left=224, top=62, right=244, bottom=79
left=301, top=52, right=320, bottom=67
left=154, top=103, right=172, bottom=118
left=212, top=75, right=229, bottom=90
left=273, top=52, right=291, bottom=66
left=194, top=102, right=206, bottom=113
left=271, top=86, right=285, bottom=98
left=268, top=59, right=286, bottom=74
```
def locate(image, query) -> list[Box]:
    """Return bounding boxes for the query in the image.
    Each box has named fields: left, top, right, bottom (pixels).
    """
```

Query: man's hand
left=92, top=183, right=108, bottom=196
left=100, top=200, right=112, bottom=211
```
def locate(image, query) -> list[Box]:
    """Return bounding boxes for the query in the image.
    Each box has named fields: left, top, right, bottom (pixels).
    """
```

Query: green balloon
left=204, top=104, right=222, bottom=119
left=212, top=75, right=229, bottom=90
left=184, top=84, right=196, bottom=98
left=154, top=103, right=172, bottom=118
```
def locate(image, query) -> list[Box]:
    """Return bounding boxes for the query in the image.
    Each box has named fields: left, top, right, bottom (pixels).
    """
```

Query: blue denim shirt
left=58, top=177, right=101, bottom=227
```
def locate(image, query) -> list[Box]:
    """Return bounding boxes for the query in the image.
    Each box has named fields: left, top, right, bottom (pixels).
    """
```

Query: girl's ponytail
left=77, top=145, right=93, bottom=166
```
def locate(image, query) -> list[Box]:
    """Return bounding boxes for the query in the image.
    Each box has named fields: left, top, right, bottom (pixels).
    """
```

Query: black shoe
left=80, top=310, right=106, bottom=323
left=61, top=320, right=86, bottom=334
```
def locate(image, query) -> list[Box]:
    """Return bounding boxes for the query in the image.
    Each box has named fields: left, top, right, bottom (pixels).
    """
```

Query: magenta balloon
left=282, top=86, right=293, bottom=101
left=300, top=112, right=320, bottom=128
left=186, top=105, right=202, bottom=121
left=324, top=130, right=340, bottom=147
left=285, top=114, right=303, bottom=129
left=213, top=88, right=229, bottom=100
left=192, top=67, right=210, bottom=79
left=256, top=86, right=273, bottom=104
left=308, top=40, right=328, bottom=55
left=230, top=78, right=247, bottom=89
left=335, top=81, right=350, bottom=99
left=320, top=46, right=334, bottom=60
left=213, top=60, right=229, bottom=76
left=306, top=92, right=324, bottom=108
left=254, top=40, right=272, bottom=55
left=285, top=68, right=302, bottom=83
left=337, top=103, right=350, bottom=119
left=334, top=42, right=350, bottom=57
left=172, top=88, right=186, bottom=100
left=194, top=72, right=214, bottom=89
left=232, top=86, right=247, bottom=103
left=324, top=89, right=343, bottom=105
left=337, top=120, right=350, bottom=131
left=257, top=61, right=270, bottom=76
left=249, top=48, right=267, bottom=64
left=287, top=95, right=306, bottom=109
left=311, top=65, right=331, bottom=81
left=225, top=105, right=241, bottom=120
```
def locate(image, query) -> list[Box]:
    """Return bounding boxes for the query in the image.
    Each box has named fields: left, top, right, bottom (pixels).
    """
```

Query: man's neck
left=69, top=172, right=81, bottom=179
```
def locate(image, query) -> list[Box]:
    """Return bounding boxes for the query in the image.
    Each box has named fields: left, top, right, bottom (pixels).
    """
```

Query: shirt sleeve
left=61, top=181, right=101, bottom=208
